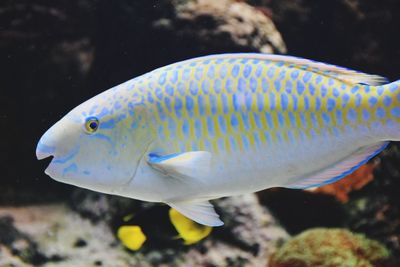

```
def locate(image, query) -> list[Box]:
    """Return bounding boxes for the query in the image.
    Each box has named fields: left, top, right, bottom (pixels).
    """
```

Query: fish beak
left=36, top=141, right=55, bottom=160
left=36, top=129, right=55, bottom=160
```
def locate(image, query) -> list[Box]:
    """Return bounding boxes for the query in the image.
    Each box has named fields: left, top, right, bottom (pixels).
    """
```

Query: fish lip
left=44, top=159, right=55, bottom=176
left=44, top=158, right=65, bottom=182
left=36, top=140, right=55, bottom=160
left=36, top=138, right=56, bottom=178
left=36, top=149, right=53, bottom=160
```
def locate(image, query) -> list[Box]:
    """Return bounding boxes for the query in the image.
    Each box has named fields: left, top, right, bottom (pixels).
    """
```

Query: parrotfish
left=36, top=53, right=400, bottom=226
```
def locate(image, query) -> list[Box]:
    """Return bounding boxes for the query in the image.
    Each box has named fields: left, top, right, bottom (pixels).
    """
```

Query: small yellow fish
left=117, top=225, right=146, bottom=251
left=169, top=208, right=212, bottom=245
left=116, top=207, right=212, bottom=250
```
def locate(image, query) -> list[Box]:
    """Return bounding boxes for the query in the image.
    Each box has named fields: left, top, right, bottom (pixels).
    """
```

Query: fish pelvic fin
left=167, top=200, right=224, bottom=227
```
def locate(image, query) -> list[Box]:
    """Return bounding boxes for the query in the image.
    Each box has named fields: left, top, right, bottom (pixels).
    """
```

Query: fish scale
left=143, top=58, right=378, bottom=155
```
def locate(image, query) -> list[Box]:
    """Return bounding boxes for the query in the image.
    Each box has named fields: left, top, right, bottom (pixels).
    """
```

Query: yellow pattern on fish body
left=133, top=56, right=400, bottom=157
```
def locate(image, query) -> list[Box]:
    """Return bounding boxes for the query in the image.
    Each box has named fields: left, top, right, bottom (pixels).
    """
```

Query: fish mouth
left=36, top=139, right=56, bottom=176
left=36, top=152, right=54, bottom=176
left=36, top=139, right=55, bottom=160
left=36, top=148, right=54, bottom=161
left=37, top=153, right=62, bottom=181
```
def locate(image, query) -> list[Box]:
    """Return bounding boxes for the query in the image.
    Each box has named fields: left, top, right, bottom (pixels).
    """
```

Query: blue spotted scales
left=36, top=53, right=400, bottom=226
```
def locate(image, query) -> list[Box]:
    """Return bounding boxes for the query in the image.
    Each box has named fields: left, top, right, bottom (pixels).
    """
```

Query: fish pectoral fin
left=167, top=200, right=224, bottom=227
left=286, top=141, right=389, bottom=189
left=147, top=151, right=212, bottom=181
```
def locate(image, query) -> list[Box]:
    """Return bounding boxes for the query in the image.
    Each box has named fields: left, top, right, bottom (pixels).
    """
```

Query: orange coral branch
left=309, top=162, right=378, bottom=203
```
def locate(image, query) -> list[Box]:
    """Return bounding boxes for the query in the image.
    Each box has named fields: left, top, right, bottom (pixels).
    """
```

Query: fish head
left=36, top=88, right=153, bottom=193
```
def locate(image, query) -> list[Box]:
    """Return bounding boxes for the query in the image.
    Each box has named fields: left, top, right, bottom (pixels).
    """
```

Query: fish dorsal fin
left=147, top=151, right=212, bottom=181
left=175, top=53, right=388, bottom=86
left=167, top=200, right=223, bottom=227
left=246, top=54, right=388, bottom=86
left=286, top=142, right=389, bottom=189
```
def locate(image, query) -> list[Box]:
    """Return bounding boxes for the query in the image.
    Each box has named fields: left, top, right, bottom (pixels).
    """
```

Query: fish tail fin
left=375, top=80, right=400, bottom=140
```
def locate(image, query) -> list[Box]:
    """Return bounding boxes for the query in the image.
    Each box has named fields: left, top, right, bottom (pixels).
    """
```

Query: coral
left=268, top=228, right=392, bottom=267
left=311, top=163, right=377, bottom=203
left=345, top=144, right=400, bottom=259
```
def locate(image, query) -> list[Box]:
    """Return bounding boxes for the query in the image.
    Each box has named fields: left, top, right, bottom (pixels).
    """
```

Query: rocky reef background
left=1, top=0, right=400, bottom=266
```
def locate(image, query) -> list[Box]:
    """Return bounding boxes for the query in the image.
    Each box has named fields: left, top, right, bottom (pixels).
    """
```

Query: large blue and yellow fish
left=36, top=53, right=400, bottom=226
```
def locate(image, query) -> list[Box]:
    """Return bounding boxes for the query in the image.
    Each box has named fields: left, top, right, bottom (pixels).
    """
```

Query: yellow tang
left=169, top=208, right=212, bottom=245
left=117, top=225, right=147, bottom=251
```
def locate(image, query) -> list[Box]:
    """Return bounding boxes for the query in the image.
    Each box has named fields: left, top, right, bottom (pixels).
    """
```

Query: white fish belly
left=197, top=128, right=378, bottom=198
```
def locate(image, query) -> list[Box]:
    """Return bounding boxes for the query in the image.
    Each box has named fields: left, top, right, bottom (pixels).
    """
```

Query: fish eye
left=84, top=117, right=99, bottom=133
